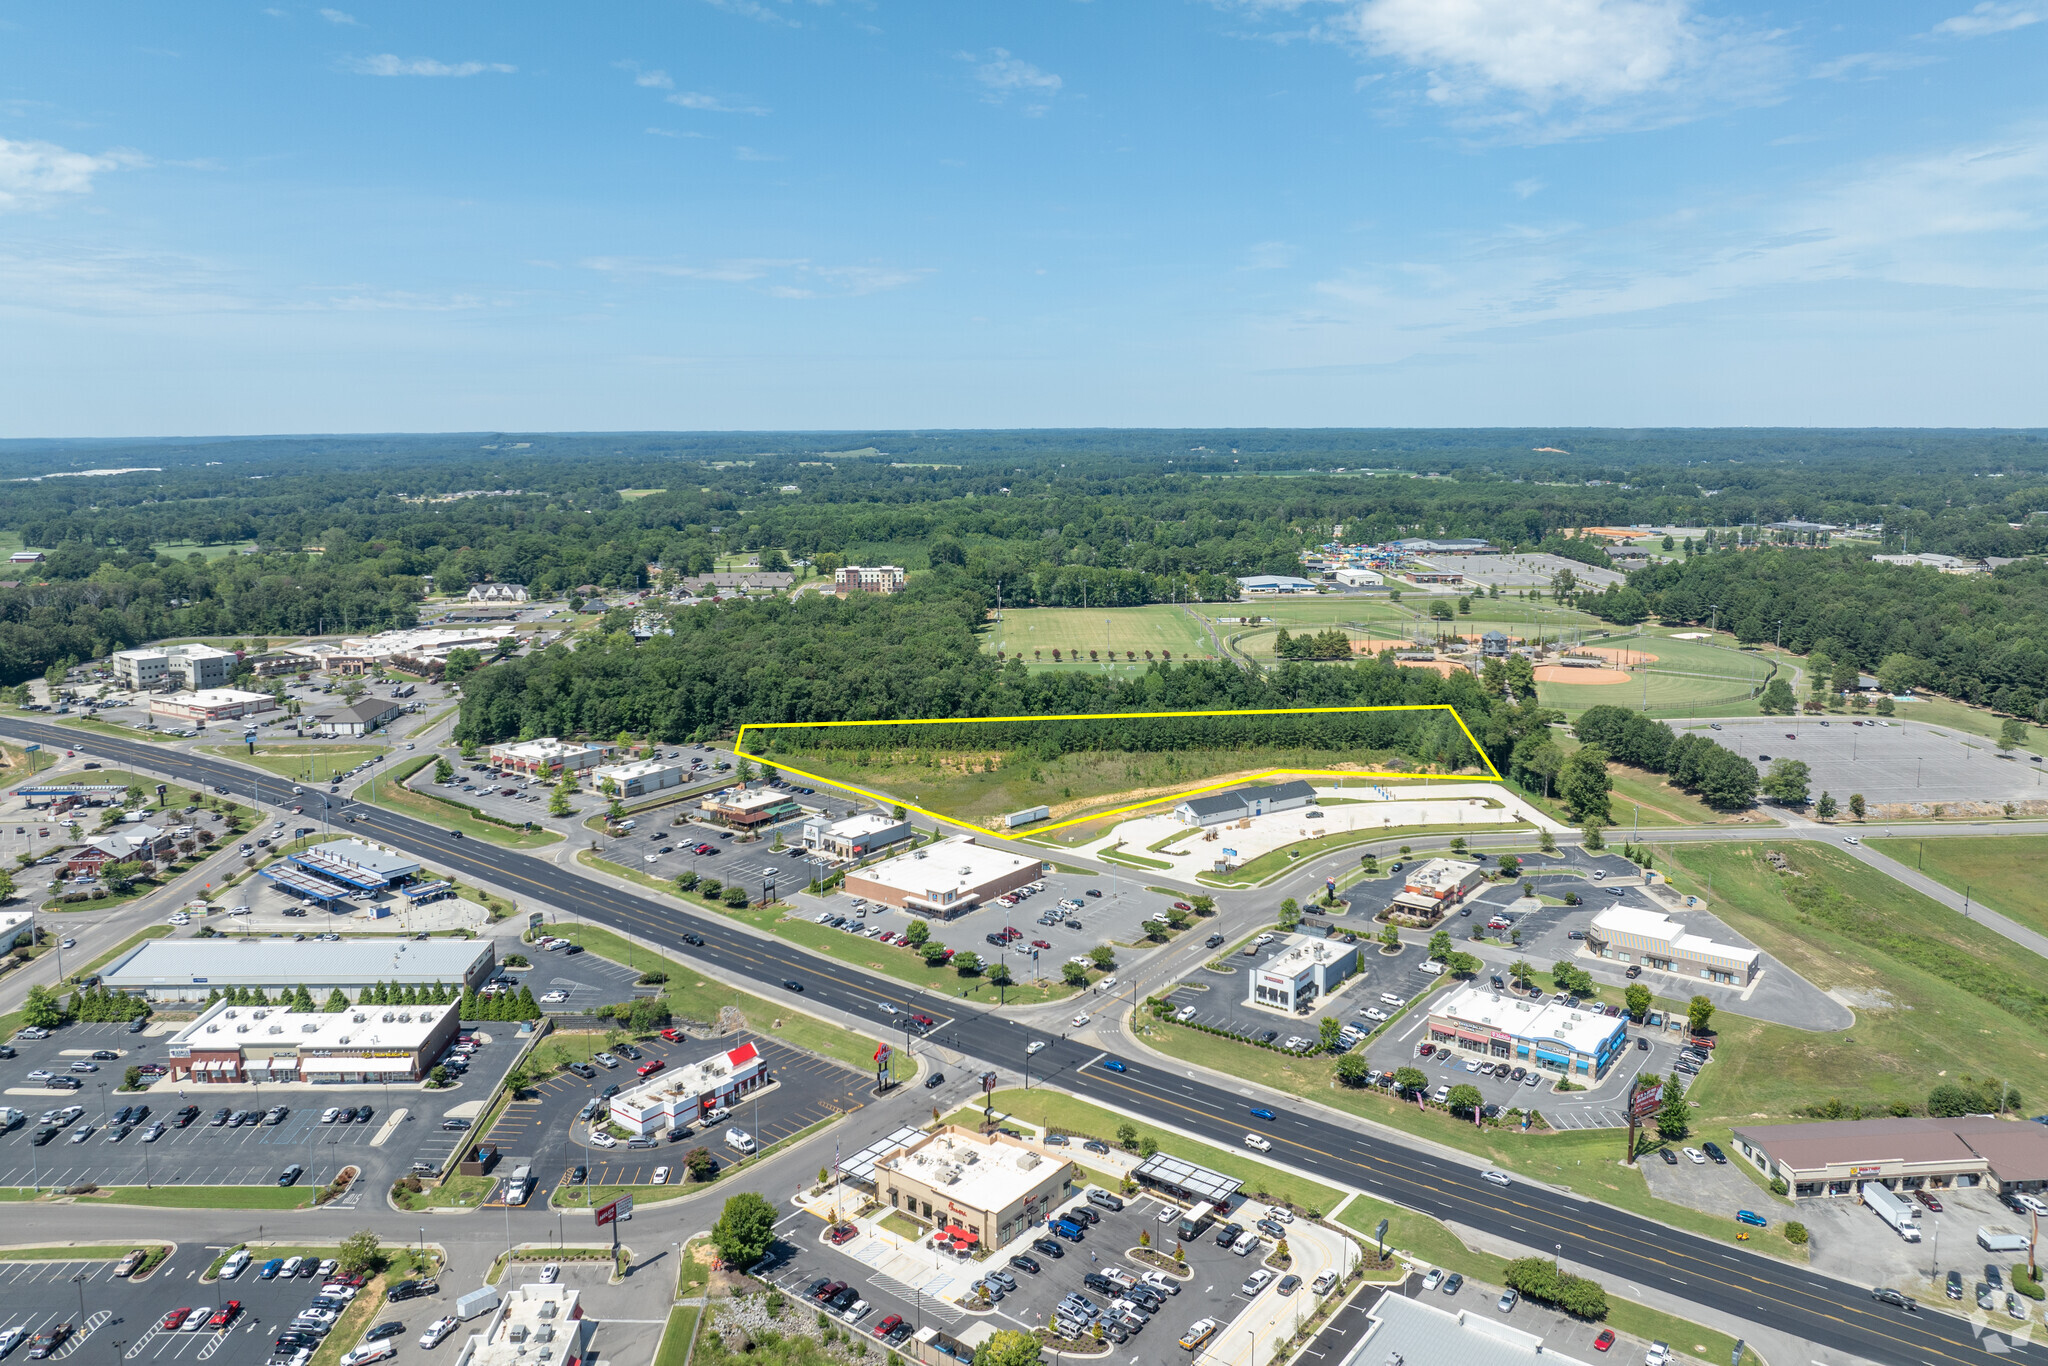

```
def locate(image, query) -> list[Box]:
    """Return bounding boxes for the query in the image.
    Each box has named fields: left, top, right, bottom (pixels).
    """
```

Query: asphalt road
left=2, top=717, right=2037, bottom=1366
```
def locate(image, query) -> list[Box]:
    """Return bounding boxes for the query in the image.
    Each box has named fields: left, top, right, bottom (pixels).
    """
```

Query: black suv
left=1702, top=1141, right=1727, bottom=1164
left=1215, top=1222, right=1244, bottom=1247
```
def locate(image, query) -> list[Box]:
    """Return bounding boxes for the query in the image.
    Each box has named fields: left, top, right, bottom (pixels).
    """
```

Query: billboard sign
left=873, top=1043, right=892, bottom=1066
left=1630, top=1084, right=1663, bottom=1120
left=595, top=1194, right=633, bottom=1227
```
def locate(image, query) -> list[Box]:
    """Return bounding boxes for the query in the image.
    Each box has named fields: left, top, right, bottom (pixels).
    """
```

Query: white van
left=1418, top=961, right=1446, bottom=977
left=1244, top=1133, right=1273, bottom=1153
left=724, top=1127, right=756, bottom=1154
left=1232, top=1231, right=1261, bottom=1257
left=220, top=1249, right=251, bottom=1279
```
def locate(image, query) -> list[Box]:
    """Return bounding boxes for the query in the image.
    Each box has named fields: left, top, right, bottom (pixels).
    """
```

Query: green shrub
left=1783, top=1222, right=1808, bottom=1245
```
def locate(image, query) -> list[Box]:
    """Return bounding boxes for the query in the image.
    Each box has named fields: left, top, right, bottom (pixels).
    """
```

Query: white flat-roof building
left=1247, top=935, right=1360, bottom=1014
left=1388, top=858, right=1486, bottom=919
left=842, top=835, right=1043, bottom=917
left=149, top=688, right=277, bottom=723
left=164, top=996, right=460, bottom=1085
left=1425, top=984, right=1629, bottom=1081
left=875, top=1125, right=1075, bottom=1251
left=1338, top=1285, right=1592, bottom=1366
left=103, top=936, right=494, bottom=1003
left=801, top=811, right=913, bottom=860
left=609, top=1040, right=769, bottom=1136
left=1587, top=905, right=1760, bottom=986
left=698, top=785, right=801, bottom=829
left=1331, top=567, right=1385, bottom=587
left=592, top=758, right=689, bottom=800
left=1236, top=574, right=1321, bottom=594
left=488, top=737, right=609, bottom=776
left=0, top=908, right=34, bottom=953
left=450, top=1282, right=593, bottom=1366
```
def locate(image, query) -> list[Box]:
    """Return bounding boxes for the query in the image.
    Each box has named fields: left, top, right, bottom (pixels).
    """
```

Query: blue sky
left=1, top=0, right=2044, bottom=433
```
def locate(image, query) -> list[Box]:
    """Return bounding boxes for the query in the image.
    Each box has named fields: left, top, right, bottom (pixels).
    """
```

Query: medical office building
left=1425, top=985, right=1629, bottom=1081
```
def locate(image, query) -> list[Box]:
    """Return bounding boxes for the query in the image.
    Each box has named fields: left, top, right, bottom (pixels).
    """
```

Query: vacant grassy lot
left=985, top=605, right=1222, bottom=663
left=151, top=540, right=258, bottom=561
left=1867, top=834, right=2048, bottom=939
left=1651, top=840, right=2048, bottom=1122
left=203, top=743, right=386, bottom=784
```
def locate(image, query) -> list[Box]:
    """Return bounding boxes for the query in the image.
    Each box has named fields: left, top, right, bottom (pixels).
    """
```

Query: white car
left=341, top=1343, right=396, bottom=1366
left=1265, top=1204, right=1294, bottom=1223
left=539, top=991, right=568, bottom=1004
left=1099, top=976, right=1118, bottom=991
left=419, top=1318, right=459, bottom=1349
left=322, top=1107, right=343, bottom=1123
left=1644, top=1344, right=1672, bottom=1366
left=1157, top=1205, right=1179, bottom=1223
left=1844, top=835, right=1861, bottom=845
left=539, top=1263, right=560, bottom=1283
left=1027, top=1041, right=1046, bottom=1054
left=1482, top=1170, right=1512, bottom=1187
left=1364, top=1008, right=1390, bottom=1023
left=651, top=1167, right=670, bottom=1185
left=1141, top=1269, right=1181, bottom=1294
left=1244, top=1133, right=1272, bottom=1152
left=1682, top=1147, right=1707, bottom=1165
left=587, top=1131, right=616, bottom=1148
left=1422, top=1268, right=1445, bottom=1291
left=1071, top=1013, right=1091, bottom=1028
left=169, top=913, right=191, bottom=926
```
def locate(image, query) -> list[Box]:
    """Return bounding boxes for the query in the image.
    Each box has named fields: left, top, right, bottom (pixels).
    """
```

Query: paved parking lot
left=762, top=1184, right=1294, bottom=1348
left=2, top=1019, right=522, bottom=1191
left=483, top=1032, right=876, bottom=1201
left=818, top=866, right=1189, bottom=984
left=1705, top=717, right=2047, bottom=807
left=516, top=942, right=654, bottom=1015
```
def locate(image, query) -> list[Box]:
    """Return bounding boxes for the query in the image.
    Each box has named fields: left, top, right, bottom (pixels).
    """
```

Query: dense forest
left=5, top=429, right=2048, bottom=698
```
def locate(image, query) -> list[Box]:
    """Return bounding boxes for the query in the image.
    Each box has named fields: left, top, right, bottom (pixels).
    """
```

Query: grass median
left=73, top=1185, right=317, bottom=1209
left=201, top=743, right=387, bottom=784
left=1200, top=821, right=1529, bottom=887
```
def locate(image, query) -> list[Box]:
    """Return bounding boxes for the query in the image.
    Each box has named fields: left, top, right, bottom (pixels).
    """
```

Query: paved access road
left=3, top=718, right=2037, bottom=1366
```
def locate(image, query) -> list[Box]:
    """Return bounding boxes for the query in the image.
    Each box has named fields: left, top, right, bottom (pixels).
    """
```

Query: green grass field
left=202, top=743, right=387, bottom=783
left=150, top=540, right=258, bottom=561
left=773, top=741, right=1444, bottom=834
left=1867, top=834, right=2048, bottom=940
left=1650, top=840, right=2048, bottom=1121
left=987, top=605, right=1225, bottom=665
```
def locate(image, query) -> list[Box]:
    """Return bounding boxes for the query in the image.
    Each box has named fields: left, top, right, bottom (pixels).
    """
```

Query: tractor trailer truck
left=1860, top=1182, right=1923, bottom=1241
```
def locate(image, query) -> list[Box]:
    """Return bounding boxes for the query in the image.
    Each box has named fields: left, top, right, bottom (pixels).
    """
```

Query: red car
left=872, top=1315, right=902, bottom=1338
left=636, top=1060, right=666, bottom=1077
left=1418, top=1043, right=1436, bottom=1058
left=1173, top=901, right=1192, bottom=912
left=826, top=1224, right=858, bottom=1245
left=1592, top=1330, right=1615, bottom=1352
left=209, top=1302, right=242, bottom=1331
left=1030, top=940, right=1052, bottom=950
left=161, top=1309, right=193, bottom=1331
left=1913, top=1190, right=1943, bottom=1212
left=659, top=1028, right=684, bottom=1043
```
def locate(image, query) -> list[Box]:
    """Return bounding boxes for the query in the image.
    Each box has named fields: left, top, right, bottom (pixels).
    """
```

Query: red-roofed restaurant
left=608, top=1040, right=771, bottom=1137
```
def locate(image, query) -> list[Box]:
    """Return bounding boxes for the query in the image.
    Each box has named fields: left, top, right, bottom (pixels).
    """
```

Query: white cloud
left=733, top=145, right=784, bottom=161
left=615, top=60, right=674, bottom=88
left=1512, top=177, right=1545, bottom=198
left=342, top=54, right=516, bottom=77
left=1810, top=50, right=1939, bottom=80
left=1934, top=2, right=2041, bottom=36
left=699, top=0, right=802, bottom=26
left=667, top=91, right=770, bottom=115
left=581, top=255, right=929, bottom=296
left=319, top=8, right=359, bottom=24
left=1244, top=241, right=1296, bottom=270
left=961, top=48, right=1063, bottom=112
left=1224, top=0, right=1787, bottom=139
left=0, top=137, right=139, bottom=213
left=644, top=127, right=707, bottom=139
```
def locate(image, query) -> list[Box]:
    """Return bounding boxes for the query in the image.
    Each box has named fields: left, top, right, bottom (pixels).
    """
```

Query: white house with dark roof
left=1172, top=779, right=1317, bottom=828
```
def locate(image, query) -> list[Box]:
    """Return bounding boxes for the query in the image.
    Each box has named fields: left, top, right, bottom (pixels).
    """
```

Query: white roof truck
left=1979, top=1227, right=2032, bottom=1254
left=1860, top=1182, right=1923, bottom=1241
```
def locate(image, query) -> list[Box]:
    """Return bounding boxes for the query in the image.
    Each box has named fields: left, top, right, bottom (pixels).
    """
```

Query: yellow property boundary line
left=732, top=705, right=1501, bottom=841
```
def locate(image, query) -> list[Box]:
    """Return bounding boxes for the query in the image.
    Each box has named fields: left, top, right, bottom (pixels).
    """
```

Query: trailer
left=1979, top=1227, right=2032, bottom=1254
left=1860, top=1182, right=1922, bottom=1241
left=455, top=1288, right=500, bottom=1322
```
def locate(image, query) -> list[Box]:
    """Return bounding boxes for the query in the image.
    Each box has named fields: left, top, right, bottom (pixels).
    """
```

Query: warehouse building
left=102, top=936, right=495, bottom=1003
left=1246, top=934, right=1360, bottom=1014
left=1331, top=567, right=1385, bottom=587
left=591, top=757, right=690, bottom=800
left=311, top=697, right=408, bottom=737
left=609, top=1040, right=771, bottom=1136
left=1173, top=778, right=1317, bottom=828
left=164, top=995, right=460, bottom=1085
left=1586, top=905, right=1760, bottom=986
left=842, top=835, right=1044, bottom=916
left=801, top=811, right=913, bottom=860
left=1235, top=574, right=1321, bottom=595
left=1425, top=985, right=1629, bottom=1081
left=1730, top=1116, right=2048, bottom=1200
left=148, top=688, right=277, bottom=724
left=874, top=1126, right=1075, bottom=1252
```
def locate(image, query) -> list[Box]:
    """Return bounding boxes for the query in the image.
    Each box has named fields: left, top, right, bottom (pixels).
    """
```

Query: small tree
left=1088, top=945, right=1115, bottom=970
left=1687, top=994, right=1715, bottom=1035
left=1359, top=852, right=1379, bottom=875
left=1336, top=1054, right=1369, bottom=1086
left=1378, top=923, right=1400, bottom=951
left=1189, top=895, right=1216, bottom=916
left=2000, top=718, right=2028, bottom=751
left=711, top=1191, right=779, bottom=1268
left=1393, top=1066, right=1427, bottom=1095
left=1539, top=828, right=1557, bottom=854
left=1427, top=930, right=1453, bottom=961
left=685, top=1146, right=717, bottom=1181
left=1624, top=983, right=1651, bottom=1020
left=1497, top=854, right=1520, bottom=878
left=1277, top=898, right=1301, bottom=930
left=1848, top=792, right=1866, bottom=819
left=952, top=951, right=983, bottom=976
left=1445, top=1083, right=1482, bottom=1115
left=1116, top=1122, right=1138, bottom=1149
left=904, top=919, right=931, bottom=947
left=1062, top=962, right=1088, bottom=987
left=1656, top=1071, right=1691, bottom=1140
left=1319, top=1017, right=1344, bottom=1051
left=1814, top=791, right=1838, bottom=820
left=338, top=1229, right=382, bottom=1275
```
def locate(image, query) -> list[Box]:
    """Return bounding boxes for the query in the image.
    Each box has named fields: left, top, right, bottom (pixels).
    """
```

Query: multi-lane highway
left=3, top=716, right=2037, bottom=1366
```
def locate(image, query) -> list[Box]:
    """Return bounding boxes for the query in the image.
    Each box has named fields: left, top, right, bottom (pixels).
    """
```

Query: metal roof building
left=1339, top=1289, right=1591, bottom=1366
left=1131, top=1151, right=1243, bottom=1209
left=1173, top=779, right=1317, bottom=827
left=103, top=937, right=495, bottom=1002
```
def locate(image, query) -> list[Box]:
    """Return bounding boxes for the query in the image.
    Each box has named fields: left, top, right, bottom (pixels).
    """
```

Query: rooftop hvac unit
left=235, top=1024, right=250, bottom=1033
left=205, top=1024, right=219, bottom=1033
left=224, top=1009, right=239, bottom=1018
left=352, top=1013, right=366, bottom=1022
left=253, top=1009, right=269, bottom=1019
left=398, top=1012, right=412, bottom=1023
left=537, top=1303, right=558, bottom=1321
left=268, top=1025, right=283, bottom=1034
left=382, top=1012, right=395, bottom=1022
left=337, top=1035, right=351, bottom=1044
left=302, top=1023, right=320, bottom=1033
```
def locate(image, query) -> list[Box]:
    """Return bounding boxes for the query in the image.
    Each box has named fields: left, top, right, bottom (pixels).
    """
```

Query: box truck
left=1979, top=1227, right=2032, bottom=1254
left=1860, top=1182, right=1923, bottom=1241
